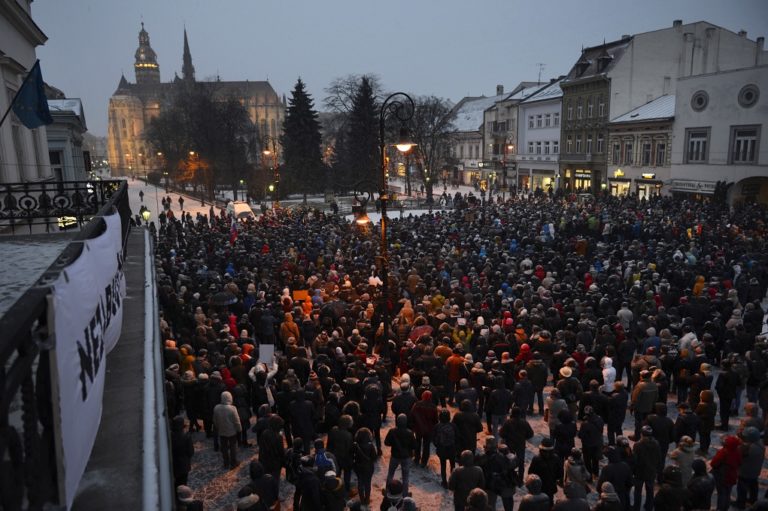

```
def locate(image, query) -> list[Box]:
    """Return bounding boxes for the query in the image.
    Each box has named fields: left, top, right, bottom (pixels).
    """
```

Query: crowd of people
left=154, top=190, right=768, bottom=511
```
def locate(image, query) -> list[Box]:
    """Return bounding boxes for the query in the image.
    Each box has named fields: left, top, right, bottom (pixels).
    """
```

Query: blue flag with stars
left=12, top=60, right=53, bottom=129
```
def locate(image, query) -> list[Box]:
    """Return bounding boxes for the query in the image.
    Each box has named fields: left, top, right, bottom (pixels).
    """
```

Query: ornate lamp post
left=263, top=138, right=279, bottom=208
left=378, top=92, right=415, bottom=358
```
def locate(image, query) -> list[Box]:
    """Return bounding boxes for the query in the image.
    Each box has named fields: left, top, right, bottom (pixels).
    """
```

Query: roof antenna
left=536, top=63, right=546, bottom=85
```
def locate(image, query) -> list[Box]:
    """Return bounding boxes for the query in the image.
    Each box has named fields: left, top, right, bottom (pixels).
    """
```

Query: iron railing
left=0, top=180, right=131, bottom=510
left=0, top=180, right=125, bottom=235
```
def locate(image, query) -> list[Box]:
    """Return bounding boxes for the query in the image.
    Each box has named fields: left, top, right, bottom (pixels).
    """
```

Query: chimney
left=621, top=34, right=630, bottom=40
left=758, top=36, right=765, bottom=50
left=738, top=30, right=747, bottom=37
left=673, top=19, right=682, bottom=28
left=496, top=84, right=504, bottom=95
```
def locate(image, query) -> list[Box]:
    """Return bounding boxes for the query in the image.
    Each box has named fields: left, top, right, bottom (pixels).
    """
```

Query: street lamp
left=141, top=208, right=151, bottom=226
left=263, top=141, right=279, bottom=208
left=378, top=92, right=415, bottom=358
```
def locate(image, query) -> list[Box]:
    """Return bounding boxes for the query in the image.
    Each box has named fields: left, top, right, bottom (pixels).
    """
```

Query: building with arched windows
left=107, top=23, right=285, bottom=176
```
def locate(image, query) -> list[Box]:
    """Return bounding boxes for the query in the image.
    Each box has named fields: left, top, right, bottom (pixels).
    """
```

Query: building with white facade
left=448, top=89, right=506, bottom=186
left=515, top=78, right=563, bottom=192
left=47, top=98, right=88, bottom=181
left=607, top=94, right=674, bottom=198
left=670, top=64, right=768, bottom=203
left=0, top=0, right=51, bottom=183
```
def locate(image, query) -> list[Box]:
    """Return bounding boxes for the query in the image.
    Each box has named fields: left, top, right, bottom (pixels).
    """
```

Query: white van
left=226, top=200, right=256, bottom=221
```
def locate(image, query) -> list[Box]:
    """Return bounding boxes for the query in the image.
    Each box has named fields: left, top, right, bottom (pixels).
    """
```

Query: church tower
left=134, top=22, right=160, bottom=84
left=182, top=28, right=195, bottom=82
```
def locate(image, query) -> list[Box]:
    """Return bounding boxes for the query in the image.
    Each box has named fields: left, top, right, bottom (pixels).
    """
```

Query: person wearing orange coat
left=710, top=435, right=742, bottom=511
left=279, top=312, right=301, bottom=348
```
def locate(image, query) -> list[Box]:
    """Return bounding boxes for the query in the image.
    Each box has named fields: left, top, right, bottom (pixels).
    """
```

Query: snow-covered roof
left=504, top=85, right=544, bottom=102
left=520, top=81, right=563, bottom=103
left=48, top=99, right=83, bottom=117
left=452, top=94, right=506, bottom=132
left=611, top=94, right=675, bottom=123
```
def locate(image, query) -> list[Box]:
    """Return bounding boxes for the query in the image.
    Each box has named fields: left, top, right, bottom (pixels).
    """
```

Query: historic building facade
left=107, top=24, right=285, bottom=176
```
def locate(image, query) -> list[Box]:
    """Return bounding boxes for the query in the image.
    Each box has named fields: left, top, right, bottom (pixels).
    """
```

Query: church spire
left=134, top=22, right=160, bottom=84
left=182, top=28, right=195, bottom=82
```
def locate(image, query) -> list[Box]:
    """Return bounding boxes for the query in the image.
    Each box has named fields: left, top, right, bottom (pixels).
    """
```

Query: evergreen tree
left=340, top=76, right=379, bottom=194
left=280, top=78, right=324, bottom=200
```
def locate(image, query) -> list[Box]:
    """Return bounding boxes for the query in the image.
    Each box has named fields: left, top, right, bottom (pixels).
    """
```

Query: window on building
left=536, top=141, right=542, bottom=154
left=612, top=143, right=621, bottom=163
left=576, top=135, right=582, bottom=153
left=567, top=103, right=573, bottom=120
left=529, top=116, right=534, bottom=129
left=566, top=136, right=573, bottom=153
left=545, top=114, right=551, bottom=127
left=577, top=100, right=583, bottom=119
left=554, top=113, right=560, bottom=127
left=553, top=141, right=559, bottom=154
left=655, top=142, right=666, bottom=166
left=685, top=128, right=710, bottom=163
left=536, top=115, right=543, bottom=128
left=597, top=134, right=604, bottom=154
left=49, top=150, right=63, bottom=180
left=641, top=142, right=651, bottom=166
left=587, top=99, right=594, bottom=118
left=624, top=141, right=634, bottom=165
left=730, top=126, right=760, bottom=164
left=528, top=141, right=534, bottom=154
left=586, top=135, right=593, bottom=154
left=544, top=141, right=551, bottom=154
left=598, top=96, right=605, bottom=117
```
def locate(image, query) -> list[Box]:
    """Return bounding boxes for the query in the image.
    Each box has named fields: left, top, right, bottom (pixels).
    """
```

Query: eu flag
left=12, top=60, right=53, bottom=129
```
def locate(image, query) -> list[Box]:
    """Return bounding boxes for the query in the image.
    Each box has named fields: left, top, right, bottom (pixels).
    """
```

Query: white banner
left=52, top=212, right=126, bottom=508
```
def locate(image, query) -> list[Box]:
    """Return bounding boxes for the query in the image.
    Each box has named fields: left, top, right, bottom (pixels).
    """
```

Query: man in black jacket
left=449, top=450, right=486, bottom=511
left=672, top=402, right=700, bottom=443
left=631, top=426, right=661, bottom=511
left=500, top=406, right=534, bottom=481
left=384, top=413, right=417, bottom=497
left=392, top=381, right=417, bottom=417
left=577, top=406, right=604, bottom=477
left=607, top=382, right=628, bottom=445
left=528, top=438, right=562, bottom=505
left=644, top=403, right=674, bottom=483
left=452, top=399, right=484, bottom=455
left=597, top=446, right=633, bottom=509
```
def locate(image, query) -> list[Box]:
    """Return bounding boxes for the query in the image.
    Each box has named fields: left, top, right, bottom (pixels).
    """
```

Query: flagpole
left=0, top=60, right=41, bottom=128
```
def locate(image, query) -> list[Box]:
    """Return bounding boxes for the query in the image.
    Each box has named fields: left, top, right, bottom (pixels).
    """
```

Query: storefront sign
left=52, top=212, right=126, bottom=508
left=671, top=179, right=716, bottom=193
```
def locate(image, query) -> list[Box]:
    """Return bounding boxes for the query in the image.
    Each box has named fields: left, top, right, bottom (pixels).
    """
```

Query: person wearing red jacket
left=710, top=435, right=742, bottom=511
left=409, top=390, right=438, bottom=466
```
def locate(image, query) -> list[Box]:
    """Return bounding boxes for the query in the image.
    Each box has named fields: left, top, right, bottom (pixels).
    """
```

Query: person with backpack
left=353, top=427, right=377, bottom=505
left=477, top=436, right=516, bottom=511
left=296, top=455, right=322, bottom=511
left=313, top=438, right=338, bottom=477
left=499, top=406, right=533, bottom=482
left=448, top=450, right=485, bottom=511
left=385, top=414, right=417, bottom=498
left=433, top=408, right=459, bottom=488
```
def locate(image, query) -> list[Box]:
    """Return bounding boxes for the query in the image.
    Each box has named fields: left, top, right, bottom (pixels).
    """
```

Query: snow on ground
left=185, top=376, right=768, bottom=511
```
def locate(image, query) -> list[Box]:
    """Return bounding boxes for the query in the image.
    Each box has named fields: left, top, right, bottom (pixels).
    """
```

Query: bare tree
left=407, top=96, right=456, bottom=203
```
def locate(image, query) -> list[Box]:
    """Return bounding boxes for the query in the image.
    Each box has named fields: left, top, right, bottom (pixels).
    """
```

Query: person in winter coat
left=409, top=390, right=438, bottom=466
left=486, top=377, right=513, bottom=438
left=204, top=372, right=226, bottom=441
left=392, top=381, right=418, bottom=417
left=232, top=383, right=251, bottom=446
left=606, top=382, right=628, bottom=445
left=736, top=426, right=764, bottom=508
left=552, top=481, right=590, bottom=511
left=237, top=461, right=279, bottom=510
left=528, top=438, right=562, bottom=504
left=630, top=370, right=658, bottom=440
left=171, top=416, right=194, bottom=487
left=563, top=448, right=591, bottom=494
left=710, top=435, right=742, bottom=511
left=593, top=482, right=622, bottom=511
left=517, top=474, right=550, bottom=511
left=653, top=465, right=690, bottom=511
left=279, top=313, right=300, bottom=349
left=289, top=391, right=317, bottom=452
left=668, top=436, right=695, bottom=485
left=695, top=389, right=717, bottom=455
left=715, top=361, right=741, bottom=430
left=525, top=353, right=549, bottom=415
left=512, top=370, right=535, bottom=417
left=687, top=459, right=715, bottom=511
left=327, top=414, right=354, bottom=489
left=577, top=406, right=604, bottom=477
left=385, top=414, right=417, bottom=497
left=553, top=409, right=578, bottom=461
left=545, top=388, right=568, bottom=439
left=353, top=427, right=377, bottom=505
left=452, top=399, right=483, bottom=455
left=597, top=446, right=633, bottom=509
left=672, top=402, right=700, bottom=443
left=213, top=390, right=242, bottom=469
left=296, top=456, right=322, bottom=511
left=321, top=471, right=346, bottom=511
left=476, top=436, right=515, bottom=511
left=257, top=415, right=285, bottom=479
left=449, top=450, right=486, bottom=511
left=360, top=383, right=384, bottom=454
left=631, top=426, right=660, bottom=511
left=433, top=408, right=459, bottom=487
left=499, top=406, right=534, bottom=481
left=644, top=403, right=674, bottom=483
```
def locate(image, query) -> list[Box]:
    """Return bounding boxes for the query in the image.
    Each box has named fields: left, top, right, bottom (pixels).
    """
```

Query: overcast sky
left=34, top=0, right=768, bottom=136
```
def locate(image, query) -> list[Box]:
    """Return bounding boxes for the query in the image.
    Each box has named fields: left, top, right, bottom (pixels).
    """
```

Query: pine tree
left=280, top=78, right=324, bottom=200
left=340, top=76, right=379, bottom=194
